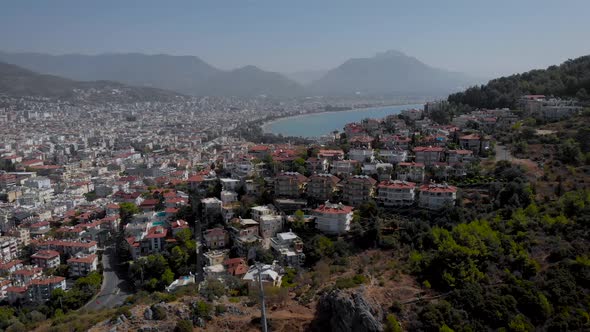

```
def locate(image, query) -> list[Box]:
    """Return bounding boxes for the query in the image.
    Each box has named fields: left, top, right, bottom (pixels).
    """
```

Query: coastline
left=260, top=102, right=424, bottom=135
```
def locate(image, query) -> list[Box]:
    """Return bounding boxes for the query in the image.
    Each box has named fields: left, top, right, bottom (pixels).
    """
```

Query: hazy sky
left=1, top=0, right=589, bottom=78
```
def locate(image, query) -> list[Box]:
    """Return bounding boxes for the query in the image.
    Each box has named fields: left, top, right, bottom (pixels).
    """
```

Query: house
left=348, top=149, right=374, bottom=162
left=0, top=260, right=24, bottom=275
left=258, top=214, right=284, bottom=239
left=331, top=160, right=359, bottom=176
left=145, top=226, right=168, bottom=253
left=418, top=183, right=458, bottom=210
left=307, top=173, right=340, bottom=201
left=243, top=264, right=283, bottom=288
left=274, top=172, right=307, bottom=198
left=251, top=205, right=276, bottom=221
left=313, top=202, right=354, bottom=235
left=0, top=236, right=19, bottom=262
left=29, top=276, right=66, bottom=302
left=29, top=221, right=51, bottom=237
left=223, top=257, right=248, bottom=277
left=6, top=286, right=28, bottom=304
left=341, top=175, right=377, bottom=206
left=377, top=180, right=416, bottom=207
left=270, top=231, right=305, bottom=267
left=12, top=267, right=43, bottom=284
left=220, top=178, right=240, bottom=191
left=447, top=150, right=474, bottom=163
left=203, top=228, right=229, bottom=249
left=248, top=145, right=271, bottom=159
left=306, top=158, right=329, bottom=174
left=220, top=190, right=239, bottom=206
left=413, top=146, right=444, bottom=165
left=201, top=197, right=222, bottom=222
left=317, top=149, right=344, bottom=161
left=377, top=149, right=408, bottom=164
left=228, top=218, right=262, bottom=257
left=34, top=240, right=98, bottom=256
left=67, top=254, right=98, bottom=277
left=349, top=136, right=374, bottom=149
left=170, top=219, right=190, bottom=236
left=396, top=162, right=425, bottom=183
left=139, top=198, right=159, bottom=212
left=459, top=134, right=491, bottom=155
left=31, top=250, right=61, bottom=269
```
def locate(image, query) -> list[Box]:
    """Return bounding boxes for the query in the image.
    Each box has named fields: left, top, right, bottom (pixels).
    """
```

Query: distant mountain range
left=309, top=50, right=479, bottom=96
left=0, top=61, right=181, bottom=102
left=0, top=50, right=481, bottom=98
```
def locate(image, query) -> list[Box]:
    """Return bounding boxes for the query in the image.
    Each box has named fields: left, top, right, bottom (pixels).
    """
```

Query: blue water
left=262, top=104, right=423, bottom=138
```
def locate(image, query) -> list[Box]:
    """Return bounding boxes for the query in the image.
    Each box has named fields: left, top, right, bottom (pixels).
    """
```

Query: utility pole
left=191, top=191, right=202, bottom=284
left=256, top=262, right=269, bottom=332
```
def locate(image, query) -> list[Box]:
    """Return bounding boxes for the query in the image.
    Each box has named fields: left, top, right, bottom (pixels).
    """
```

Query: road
left=84, top=247, right=132, bottom=311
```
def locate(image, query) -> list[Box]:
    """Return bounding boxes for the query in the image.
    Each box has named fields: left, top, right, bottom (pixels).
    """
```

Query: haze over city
left=1, top=0, right=590, bottom=77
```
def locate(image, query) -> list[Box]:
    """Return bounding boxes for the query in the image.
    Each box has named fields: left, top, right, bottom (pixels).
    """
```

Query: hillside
left=448, top=55, right=590, bottom=109
left=309, top=50, right=478, bottom=96
left=0, top=61, right=182, bottom=102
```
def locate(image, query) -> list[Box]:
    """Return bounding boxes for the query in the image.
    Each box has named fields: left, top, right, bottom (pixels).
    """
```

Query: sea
left=262, top=104, right=423, bottom=138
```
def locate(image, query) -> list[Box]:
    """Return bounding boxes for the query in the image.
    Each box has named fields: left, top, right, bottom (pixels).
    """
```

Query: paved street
left=84, top=247, right=132, bottom=311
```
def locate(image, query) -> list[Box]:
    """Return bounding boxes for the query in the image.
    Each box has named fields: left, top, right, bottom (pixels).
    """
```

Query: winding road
left=84, top=247, right=132, bottom=311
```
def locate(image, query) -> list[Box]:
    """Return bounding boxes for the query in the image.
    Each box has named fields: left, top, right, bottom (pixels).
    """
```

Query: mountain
left=309, top=50, right=479, bottom=96
left=199, top=65, right=306, bottom=97
left=285, top=69, right=328, bottom=85
left=448, top=55, right=590, bottom=109
left=0, top=51, right=304, bottom=97
left=0, top=52, right=221, bottom=96
left=0, top=61, right=181, bottom=102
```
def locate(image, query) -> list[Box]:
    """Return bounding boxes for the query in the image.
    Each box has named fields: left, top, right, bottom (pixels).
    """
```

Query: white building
left=313, top=202, right=354, bottom=235
left=418, top=184, right=458, bottom=210
left=270, top=232, right=305, bottom=267
left=377, top=180, right=416, bottom=207
left=67, top=254, right=98, bottom=277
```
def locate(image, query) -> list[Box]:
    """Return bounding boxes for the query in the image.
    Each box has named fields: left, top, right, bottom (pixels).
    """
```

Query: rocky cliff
left=315, top=287, right=384, bottom=332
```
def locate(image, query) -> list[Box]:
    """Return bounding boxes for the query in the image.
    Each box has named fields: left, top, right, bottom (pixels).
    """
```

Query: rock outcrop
left=316, top=287, right=383, bottom=332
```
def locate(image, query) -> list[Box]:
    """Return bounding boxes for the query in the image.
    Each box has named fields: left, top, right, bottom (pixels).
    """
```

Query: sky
left=1, top=0, right=589, bottom=78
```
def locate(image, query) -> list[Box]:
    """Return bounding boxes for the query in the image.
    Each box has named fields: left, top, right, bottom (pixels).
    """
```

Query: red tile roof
left=378, top=180, right=416, bottom=189
left=419, top=184, right=458, bottom=193
left=314, top=204, right=354, bottom=214
left=146, top=226, right=168, bottom=239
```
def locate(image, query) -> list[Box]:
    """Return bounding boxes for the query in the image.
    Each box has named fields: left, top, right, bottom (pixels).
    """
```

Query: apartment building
left=377, top=180, right=416, bottom=207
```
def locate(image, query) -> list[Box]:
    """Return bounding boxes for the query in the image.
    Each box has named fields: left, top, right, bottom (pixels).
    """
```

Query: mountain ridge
left=0, top=61, right=182, bottom=102
left=0, top=50, right=480, bottom=98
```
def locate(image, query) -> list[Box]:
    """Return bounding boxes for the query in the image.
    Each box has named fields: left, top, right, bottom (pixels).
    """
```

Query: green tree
left=119, top=202, right=140, bottom=224
left=384, top=314, right=403, bottom=332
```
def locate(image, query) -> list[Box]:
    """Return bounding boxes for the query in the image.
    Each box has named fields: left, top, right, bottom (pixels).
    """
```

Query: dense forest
left=448, top=55, right=590, bottom=109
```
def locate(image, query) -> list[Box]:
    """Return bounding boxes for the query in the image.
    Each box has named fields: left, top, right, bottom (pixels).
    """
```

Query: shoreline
left=260, top=102, right=424, bottom=135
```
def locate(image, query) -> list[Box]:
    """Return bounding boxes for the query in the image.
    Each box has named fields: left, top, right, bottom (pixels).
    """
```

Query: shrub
left=174, top=319, right=193, bottom=332
left=215, top=304, right=226, bottom=315
left=151, top=305, right=167, bottom=320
